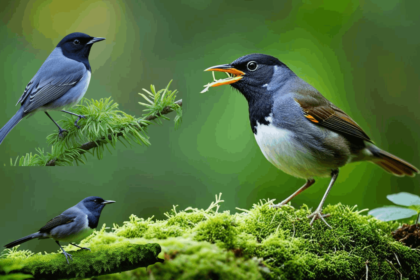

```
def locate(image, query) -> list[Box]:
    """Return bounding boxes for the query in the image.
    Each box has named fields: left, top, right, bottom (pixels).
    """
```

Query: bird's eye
left=94, top=199, right=97, bottom=202
left=247, top=61, right=258, bottom=71
left=73, top=39, right=80, bottom=45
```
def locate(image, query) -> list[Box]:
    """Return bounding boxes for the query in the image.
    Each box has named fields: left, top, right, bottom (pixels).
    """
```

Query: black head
left=56, top=32, right=105, bottom=63
left=204, top=54, right=294, bottom=103
left=78, top=196, right=115, bottom=229
left=79, top=196, right=115, bottom=214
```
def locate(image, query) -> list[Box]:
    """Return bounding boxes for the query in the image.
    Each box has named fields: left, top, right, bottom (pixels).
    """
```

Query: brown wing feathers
left=294, top=98, right=372, bottom=142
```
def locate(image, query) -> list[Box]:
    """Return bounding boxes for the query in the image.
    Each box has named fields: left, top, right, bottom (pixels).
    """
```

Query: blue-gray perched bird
left=203, top=54, right=418, bottom=228
left=4, top=196, right=115, bottom=264
left=0, top=32, right=105, bottom=144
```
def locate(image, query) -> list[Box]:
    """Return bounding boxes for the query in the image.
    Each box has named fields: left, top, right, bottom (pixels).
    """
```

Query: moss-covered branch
left=0, top=227, right=163, bottom=279
left=9, top=81, right=183, bottom=167
left=2, top=196, right=420, bottom=279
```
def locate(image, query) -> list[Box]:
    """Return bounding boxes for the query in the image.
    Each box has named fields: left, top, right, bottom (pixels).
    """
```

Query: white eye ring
left=247, top=61, right=258, bottom=71
left=74, top=39, right=80, bottom=45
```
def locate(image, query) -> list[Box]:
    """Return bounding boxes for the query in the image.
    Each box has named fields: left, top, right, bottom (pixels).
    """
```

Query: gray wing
left=39, top=212, right=76, bottom=233
left=17, top=51, right=86, bottom=113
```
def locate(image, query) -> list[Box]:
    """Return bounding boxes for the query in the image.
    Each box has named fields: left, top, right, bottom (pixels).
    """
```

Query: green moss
left=0, top=226, right=162, bottom=279
left=97, top=238, right=264, bottom=280
left=2, top=196, right=419, bottom=279
left=106, top=196, right=419, bottom=280
left=193, top=212, right=238, bottom=249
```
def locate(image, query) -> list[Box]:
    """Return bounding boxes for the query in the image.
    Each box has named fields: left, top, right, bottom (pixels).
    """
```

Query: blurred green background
left=0, top=0, right=419, bottom=253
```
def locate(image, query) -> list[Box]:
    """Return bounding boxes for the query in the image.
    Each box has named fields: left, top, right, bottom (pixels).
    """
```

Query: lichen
left=2, top=195, right=419, bottom=279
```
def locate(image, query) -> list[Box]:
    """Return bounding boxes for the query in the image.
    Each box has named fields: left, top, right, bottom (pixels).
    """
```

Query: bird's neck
left=247, top=94, right=273, bottom=134
left=87, top=209, right=102, bottom=229
left=59, top=47, right=92, bottom=71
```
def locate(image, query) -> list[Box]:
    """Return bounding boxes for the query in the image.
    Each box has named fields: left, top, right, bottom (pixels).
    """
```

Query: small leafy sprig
left=9, top=81, right=182, bottom=166
left=368, top=192, right=420, bottom=222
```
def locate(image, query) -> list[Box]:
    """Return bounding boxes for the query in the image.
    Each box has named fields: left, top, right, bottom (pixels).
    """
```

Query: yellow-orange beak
left=202, top=64, right=245, bottom=89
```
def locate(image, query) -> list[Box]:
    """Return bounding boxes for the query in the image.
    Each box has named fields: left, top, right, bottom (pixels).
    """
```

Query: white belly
left=254, top=116, right=331, bottom=179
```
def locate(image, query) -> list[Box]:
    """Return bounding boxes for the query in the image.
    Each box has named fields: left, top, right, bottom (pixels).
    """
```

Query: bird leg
left=56, top=241, right=73, bottom=264
left=307, top=169, right=339, bottom=228
left=70, top=243, right=91, bottom=251
left=61, top=110, right=86, bottom=129
left=271, top=179, right=315, bottom=208
left=45, top=112, right=67, bottom=137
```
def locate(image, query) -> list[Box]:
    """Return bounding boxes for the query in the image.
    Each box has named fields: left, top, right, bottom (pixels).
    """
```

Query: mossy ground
left=2, top=195, right=419, bottom=279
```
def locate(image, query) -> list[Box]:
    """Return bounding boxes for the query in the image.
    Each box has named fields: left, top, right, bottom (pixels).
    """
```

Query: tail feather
left=0, top=107, right=24, bottom=145
left=4, top=232, right=41, bottom=248
left=369, top=147, right=419, bottom=177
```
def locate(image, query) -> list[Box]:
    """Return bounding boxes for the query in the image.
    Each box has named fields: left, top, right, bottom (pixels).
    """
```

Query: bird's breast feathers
left=253, top=114, right=334, bottom=178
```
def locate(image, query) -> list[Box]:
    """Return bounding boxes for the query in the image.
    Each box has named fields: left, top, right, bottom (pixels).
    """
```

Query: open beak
left=203, top=64, right=245, bottom=87
left=87, top=37, right=106, bottom=45
left=102, top=200, right=115, bottom=205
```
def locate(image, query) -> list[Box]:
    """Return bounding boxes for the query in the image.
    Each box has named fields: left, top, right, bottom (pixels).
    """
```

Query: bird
left=4, top=196, right=115, bottom=264
left=0, top=32, right=105, bottom=145
left=203, top=53, right=419, bottom=228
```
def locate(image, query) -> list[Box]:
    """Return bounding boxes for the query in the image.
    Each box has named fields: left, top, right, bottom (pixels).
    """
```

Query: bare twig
left=386, top=259, right=402, bottom=280
left=46, top=100, right=182, bottom=166
left=292, top=221, right=296, bottom=238
left=365, top=260, right=369, bottom=280
left=393, top=252, right=401, bottom=267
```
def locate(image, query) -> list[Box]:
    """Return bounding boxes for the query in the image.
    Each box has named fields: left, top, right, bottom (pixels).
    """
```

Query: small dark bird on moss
left=4, top=196, right=115, bottom=264
left=0, top=32, right=105, bottom=144
left=203, top=54, right=418, bottom=228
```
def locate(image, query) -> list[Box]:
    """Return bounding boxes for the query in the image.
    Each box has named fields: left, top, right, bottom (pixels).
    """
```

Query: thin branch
left=393, top=252, right=401, bottom=267
left=386, top=259, right=402, bottom=280
left=46, top=100, right=182, bottom=166
left=365, top=260, right=369, bottom=280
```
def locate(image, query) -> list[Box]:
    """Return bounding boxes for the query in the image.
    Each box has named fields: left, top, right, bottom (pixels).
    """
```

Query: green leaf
left=368, top=206, right=417, bottom=221
left=387, top=192, right=420, bottom=206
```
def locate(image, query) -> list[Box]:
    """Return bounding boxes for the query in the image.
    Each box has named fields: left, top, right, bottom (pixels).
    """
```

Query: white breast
left=74, top=71, right=91, bottom=105
left=254, top=114, right=330, bottom=179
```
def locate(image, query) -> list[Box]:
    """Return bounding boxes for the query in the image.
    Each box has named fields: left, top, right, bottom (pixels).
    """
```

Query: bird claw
left=79, top=247, right=91, bottom=252
left=270, top=201, right=294, bottom=209
left=307, top=209, right=331, bottom=228
left=74, top=115, right=86, bottom=129
left=62, top=251, right=73, bottom=264
left=58, top=129, right=68, bottom=138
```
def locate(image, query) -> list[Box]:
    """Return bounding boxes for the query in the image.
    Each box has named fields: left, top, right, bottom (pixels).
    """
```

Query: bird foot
left=58, top=129, right=68, bottom=138
left=78, top=247, right=91, bottom=252
left=307, top=208, right=331, bottom=228
left=74, top=115, right=86, bottom=129
left=62, top=251, right=73, bottom=264
left=270, top=201, right=294, bottom=209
